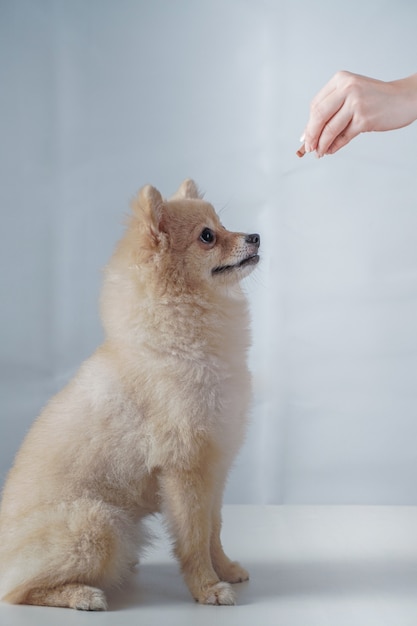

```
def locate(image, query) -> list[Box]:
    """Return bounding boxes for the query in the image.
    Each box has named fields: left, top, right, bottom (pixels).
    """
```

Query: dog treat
left=296, top=143, right=306, bottom=158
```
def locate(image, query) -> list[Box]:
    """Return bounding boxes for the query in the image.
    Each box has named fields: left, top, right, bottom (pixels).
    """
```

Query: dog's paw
left=72, top=586, right=108, bottom=611
left=220, top=561, right=249, bottom=584
left=214, top=559, right=249, bottom=584
left=24, top=583, right=108, bottom=611
left=198, top=581, right=235, bottom=606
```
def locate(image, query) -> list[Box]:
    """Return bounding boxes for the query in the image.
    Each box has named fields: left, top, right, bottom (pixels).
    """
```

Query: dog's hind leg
left=13, top=583, right=107, bottom=611
left=0, top=499, right=141, bottom=610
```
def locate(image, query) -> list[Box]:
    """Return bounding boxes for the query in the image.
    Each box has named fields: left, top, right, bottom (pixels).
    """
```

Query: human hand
left=298, top=70, right=417, bottom=157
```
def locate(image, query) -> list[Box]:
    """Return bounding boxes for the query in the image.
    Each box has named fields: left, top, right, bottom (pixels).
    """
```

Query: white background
left=1, top=0, right=417, bottom=505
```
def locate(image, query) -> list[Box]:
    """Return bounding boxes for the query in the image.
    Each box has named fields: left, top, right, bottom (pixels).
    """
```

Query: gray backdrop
left=1, top=0, right=417, bottom=504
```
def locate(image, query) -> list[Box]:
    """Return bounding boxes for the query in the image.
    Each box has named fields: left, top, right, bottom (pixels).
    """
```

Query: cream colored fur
left=0, top=180, right=260, bottom=610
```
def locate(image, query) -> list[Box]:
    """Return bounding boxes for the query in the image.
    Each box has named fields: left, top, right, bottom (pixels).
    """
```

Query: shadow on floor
left=107, top=556, right=417, bottom=610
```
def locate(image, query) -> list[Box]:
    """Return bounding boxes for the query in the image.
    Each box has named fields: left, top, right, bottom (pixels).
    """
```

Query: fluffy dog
left=0, top=180, right=260, bottom=610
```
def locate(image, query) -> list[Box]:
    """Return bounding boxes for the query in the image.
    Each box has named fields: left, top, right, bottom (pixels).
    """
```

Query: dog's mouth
left=212, top=254, right=260, bottom=275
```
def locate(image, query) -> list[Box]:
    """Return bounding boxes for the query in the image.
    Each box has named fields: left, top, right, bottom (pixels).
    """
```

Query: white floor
left=2, top=505, right=417, bottom=626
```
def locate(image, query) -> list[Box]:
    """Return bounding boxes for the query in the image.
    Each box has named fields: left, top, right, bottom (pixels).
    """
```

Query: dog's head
left=126, top=179, right=260, bottom=293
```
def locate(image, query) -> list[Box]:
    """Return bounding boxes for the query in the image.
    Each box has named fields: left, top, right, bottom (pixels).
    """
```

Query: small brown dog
left=0, top=180, right=260, bottom=610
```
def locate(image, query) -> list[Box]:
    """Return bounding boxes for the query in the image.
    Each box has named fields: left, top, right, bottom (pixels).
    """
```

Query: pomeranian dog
left=0, top=180, right=260, bottom=610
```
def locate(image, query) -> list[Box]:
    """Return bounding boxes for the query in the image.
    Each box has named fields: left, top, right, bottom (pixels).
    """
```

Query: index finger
left=303, top=78, right=345, bottom=151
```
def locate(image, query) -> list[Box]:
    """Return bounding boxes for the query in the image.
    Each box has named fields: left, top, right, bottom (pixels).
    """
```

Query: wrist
left=390, top=73, right=417, bottom=124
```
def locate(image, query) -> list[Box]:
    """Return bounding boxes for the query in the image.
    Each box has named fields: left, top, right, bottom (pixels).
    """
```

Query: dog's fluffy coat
left=0, top=180, right=260, bottom=610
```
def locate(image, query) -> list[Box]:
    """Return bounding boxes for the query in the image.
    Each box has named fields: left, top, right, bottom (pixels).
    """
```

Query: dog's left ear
left=170, top=179, right=203, bottom=200
left=132, top=184, right=165, bottom=239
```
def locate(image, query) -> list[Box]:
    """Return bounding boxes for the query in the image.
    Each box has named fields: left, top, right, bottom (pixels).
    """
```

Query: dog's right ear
left=170, top=179, right=203, bottom=200
left=131, top=184, right=165, bottom=240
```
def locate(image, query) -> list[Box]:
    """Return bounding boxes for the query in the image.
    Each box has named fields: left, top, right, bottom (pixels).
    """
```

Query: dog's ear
left=170, top=179, right=203, bottom=200
left=131, top=184, right=165, bottom=238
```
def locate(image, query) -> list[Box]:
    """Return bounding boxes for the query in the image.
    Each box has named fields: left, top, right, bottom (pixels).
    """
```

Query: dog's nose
left=245, top=233, right=260, bottom=247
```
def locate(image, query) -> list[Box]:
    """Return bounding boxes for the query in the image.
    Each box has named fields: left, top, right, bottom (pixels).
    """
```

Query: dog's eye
left=199, top=228, right=216, bottom=244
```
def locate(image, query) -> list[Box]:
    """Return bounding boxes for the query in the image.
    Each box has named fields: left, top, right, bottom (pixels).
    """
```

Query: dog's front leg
left=159, top=469, right=235, bottom=605
left=210, top=494, right=249, bottom=584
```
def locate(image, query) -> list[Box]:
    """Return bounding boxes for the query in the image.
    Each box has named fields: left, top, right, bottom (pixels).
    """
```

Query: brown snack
left=296, top=143, right=306, bottom=158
